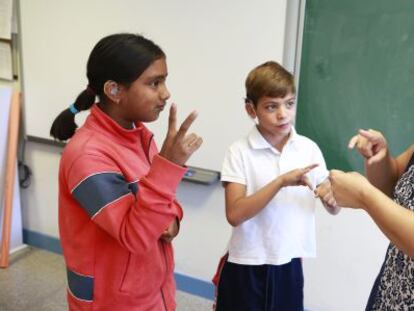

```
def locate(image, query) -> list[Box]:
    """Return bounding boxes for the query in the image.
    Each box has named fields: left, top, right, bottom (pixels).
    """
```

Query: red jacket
left=58, top=105, right=185, bottom=310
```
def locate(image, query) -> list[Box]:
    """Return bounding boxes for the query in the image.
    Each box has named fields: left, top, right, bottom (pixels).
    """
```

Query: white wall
left=19, top=142, right=60, bottom=237
left=304, top=206, right=388, bottom=310
left=19, top=0, right=288, bottom=172
left=175, top=182, right=230, bottom=280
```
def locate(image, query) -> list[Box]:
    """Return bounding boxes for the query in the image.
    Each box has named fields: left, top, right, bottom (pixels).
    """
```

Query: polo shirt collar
left=248, top=125, right=298, bottom=150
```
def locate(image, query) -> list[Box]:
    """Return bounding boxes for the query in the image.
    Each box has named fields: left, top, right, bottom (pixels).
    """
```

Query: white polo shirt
left=221, top=126, right=328, bottom=265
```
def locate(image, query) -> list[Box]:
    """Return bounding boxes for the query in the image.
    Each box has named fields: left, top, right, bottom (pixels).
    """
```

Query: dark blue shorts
left=215, top=258, right=304, bottom=311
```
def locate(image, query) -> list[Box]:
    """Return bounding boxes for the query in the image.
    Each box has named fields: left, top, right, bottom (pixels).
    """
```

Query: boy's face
left=247, top=92, right=296, bottom=142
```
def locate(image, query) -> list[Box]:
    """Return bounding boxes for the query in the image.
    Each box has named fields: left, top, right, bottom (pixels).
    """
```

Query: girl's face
left=247, top=93, right=296, bottom=150
left=118, top=57, right=170, bottom=126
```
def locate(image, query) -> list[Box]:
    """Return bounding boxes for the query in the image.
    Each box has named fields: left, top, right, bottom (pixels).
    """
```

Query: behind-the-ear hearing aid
left=245, top=101, right=258, bottom=124
left=110, top=87, right=118, bottom=95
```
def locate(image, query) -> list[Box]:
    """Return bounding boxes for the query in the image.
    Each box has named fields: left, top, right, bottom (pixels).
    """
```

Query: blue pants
left=215, top=258, right=304, bottom=311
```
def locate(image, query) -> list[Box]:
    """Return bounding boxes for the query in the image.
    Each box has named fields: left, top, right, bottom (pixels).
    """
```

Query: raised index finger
left=358, top=129, right=380, bottom=143
left=302, top=163, right=319, bottom=173
left=167, top=103, right=177, bottom=133
left=177, top=111, right=198, bottom=138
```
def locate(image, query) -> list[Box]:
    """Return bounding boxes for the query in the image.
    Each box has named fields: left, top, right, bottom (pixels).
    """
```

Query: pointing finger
left=303, top=163, right=319, bottom=173
left=359, top=129, right=380, bottom=143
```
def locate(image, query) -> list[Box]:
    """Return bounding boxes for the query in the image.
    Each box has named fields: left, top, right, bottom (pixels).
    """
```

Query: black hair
left=50, top=33, right=165, bottom=141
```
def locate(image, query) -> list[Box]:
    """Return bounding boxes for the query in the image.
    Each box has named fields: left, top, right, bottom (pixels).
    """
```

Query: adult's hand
left=348, top=129, right=388, bottom=165
left=329, top=169, right=373, bottom=209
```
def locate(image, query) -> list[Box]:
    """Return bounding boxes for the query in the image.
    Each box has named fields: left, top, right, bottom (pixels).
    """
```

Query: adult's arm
left=364, top=142, right=414, bottom=196
left=330, top=169, right=414, bottom=258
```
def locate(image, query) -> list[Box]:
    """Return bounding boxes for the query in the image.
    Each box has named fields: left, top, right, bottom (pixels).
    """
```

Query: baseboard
left=23, top=229, right=62, bottom=254
left=10, top=244, right=28, bottom=254
left=22, top=229, right=214, bottom=300
left=175, top=272, right=214, bottom=300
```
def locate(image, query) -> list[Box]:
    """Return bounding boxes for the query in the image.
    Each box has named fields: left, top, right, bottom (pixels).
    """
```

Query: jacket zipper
left=161, top=288, right=168, bottom=311
left=144, top=135, right=154, bottom=165
left=161, top=242, right=169, bottom=311
left=138, top=123, right=167, bottom=309
left=147, top=132, right=167, bottom=310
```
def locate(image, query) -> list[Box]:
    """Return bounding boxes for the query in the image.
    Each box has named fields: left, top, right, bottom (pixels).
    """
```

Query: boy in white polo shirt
left=214, top=61, right=340, bottom=311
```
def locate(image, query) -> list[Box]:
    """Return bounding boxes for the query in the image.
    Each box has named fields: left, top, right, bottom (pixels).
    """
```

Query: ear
left=245, top=101, right=257, bottom=119
left=103, top=80, right=121, bottom=103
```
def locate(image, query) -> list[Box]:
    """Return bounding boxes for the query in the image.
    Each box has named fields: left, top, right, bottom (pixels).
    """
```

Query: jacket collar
left=84, top=104, right=154, bottom=150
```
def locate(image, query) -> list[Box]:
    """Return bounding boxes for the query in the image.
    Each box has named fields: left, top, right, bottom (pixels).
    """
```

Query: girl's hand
left=348, top=129, right=388, bottom=165
left=161, top=218, right=179, bottom=243
left=159, top=103, right=203, bottom=166
left=279, top=164, right=318, bottom=190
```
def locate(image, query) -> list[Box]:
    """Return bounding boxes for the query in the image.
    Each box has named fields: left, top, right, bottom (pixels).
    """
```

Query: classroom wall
left=19, top=0, right=289, bottom=172
left=304, top=205, right=388, bottom=311
left=18, top=2, right=390, bottom=311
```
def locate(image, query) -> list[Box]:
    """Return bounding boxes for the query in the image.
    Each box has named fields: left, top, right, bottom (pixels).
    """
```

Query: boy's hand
left=348, top=129, right=388, bottom=165
left=314, top=178, right=337, bottom=208
left=280, top=164, right=318, bottom=190
left=159, top=103, right=203, bottom=166
left=161, top=218, right=179, bottom=243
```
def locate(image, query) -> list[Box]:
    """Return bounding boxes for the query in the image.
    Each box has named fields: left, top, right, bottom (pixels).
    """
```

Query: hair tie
left=69, top=103, right=79, bottom=115
left=86, top=85, right=96, bottom=96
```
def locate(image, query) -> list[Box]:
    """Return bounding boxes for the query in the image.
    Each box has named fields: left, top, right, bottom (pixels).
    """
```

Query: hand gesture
left=348, top=129, right=388, bottom=165
left=329, top=169, right=371, bottom=209
left=314, top=178, right=337, bottom=208
left=280, top=164, right=318, bottom=190
left=161, top=218, right=179, bottom=243
left=159, top=103, right=203, bottom=166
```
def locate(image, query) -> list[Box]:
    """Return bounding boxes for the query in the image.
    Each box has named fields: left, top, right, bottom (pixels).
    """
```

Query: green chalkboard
left=296, top=0, right=414, bottom=172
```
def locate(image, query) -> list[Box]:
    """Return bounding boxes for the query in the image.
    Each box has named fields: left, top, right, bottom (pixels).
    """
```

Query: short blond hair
left=245, top=61, right=295, bottom=105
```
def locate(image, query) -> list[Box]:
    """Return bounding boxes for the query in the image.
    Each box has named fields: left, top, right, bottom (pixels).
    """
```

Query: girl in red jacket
left=50, top=33, right=202, bottom=311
